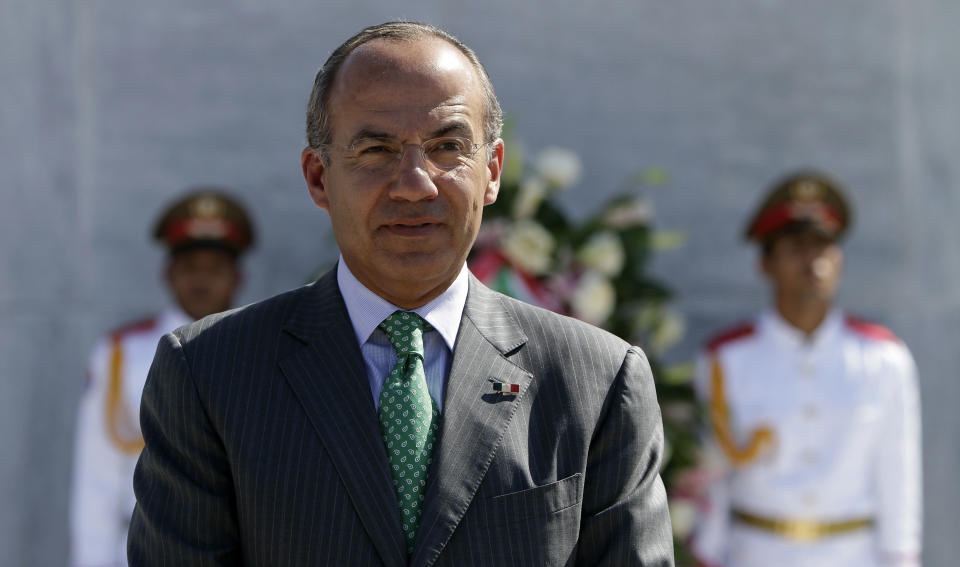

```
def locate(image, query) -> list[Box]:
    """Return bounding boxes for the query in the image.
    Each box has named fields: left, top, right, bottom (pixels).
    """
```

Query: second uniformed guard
left=69, top=189, right=255, bottom=567
left=690, top=171, right=922, bottom=567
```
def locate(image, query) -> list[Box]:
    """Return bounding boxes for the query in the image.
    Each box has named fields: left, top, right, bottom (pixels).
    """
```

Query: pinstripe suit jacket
left=128, top=268, right=674, bottom=566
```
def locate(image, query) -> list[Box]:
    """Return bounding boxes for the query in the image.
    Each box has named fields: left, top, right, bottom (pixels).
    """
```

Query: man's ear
left=302, top=147, right=330, bottom=211
left=483, top=139, right=504, bottom=206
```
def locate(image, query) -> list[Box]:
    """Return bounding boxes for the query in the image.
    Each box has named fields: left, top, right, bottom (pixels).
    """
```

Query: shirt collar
left=337, top=256, right=467, bottom=351
left=760, top=307, right=843, bottom=349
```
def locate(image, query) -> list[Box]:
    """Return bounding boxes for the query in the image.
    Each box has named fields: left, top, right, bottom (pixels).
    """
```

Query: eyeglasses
left=324, top=136, right=488, bottom=176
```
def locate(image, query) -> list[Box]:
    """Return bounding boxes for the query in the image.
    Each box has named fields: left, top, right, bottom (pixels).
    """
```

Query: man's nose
left=388, top=146, right=439, bottom=201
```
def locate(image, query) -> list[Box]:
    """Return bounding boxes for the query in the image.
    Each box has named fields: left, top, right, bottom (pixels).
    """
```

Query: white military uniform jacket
left=691, top=309, right=921, bottom=567
left=70, top=308, right=191, bottom=567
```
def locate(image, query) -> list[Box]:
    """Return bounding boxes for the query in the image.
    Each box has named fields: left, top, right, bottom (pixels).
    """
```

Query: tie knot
left=378, top=310, right=430, bottom=357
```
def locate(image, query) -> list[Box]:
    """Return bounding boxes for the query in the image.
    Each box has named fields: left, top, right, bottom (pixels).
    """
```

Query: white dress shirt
left=691, top=309, right=922, bottom=567
left=336, top=258, right=468, bottom=411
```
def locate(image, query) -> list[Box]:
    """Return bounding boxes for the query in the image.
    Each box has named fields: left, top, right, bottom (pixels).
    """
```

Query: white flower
left=650, top=309, right=685, bottom=354
left=512, top=177, right=548, bottom=219
left=570, top=270, right=615, bottom=325
left=501, top=220, right=555, bottom=275
left=577, top=231, right=625, bottom=277
left=604, top=197, right=652, bottom=228
left=534, top=147, right=582, bottom=189
left=669, top=498, right=698, bottom=540
left=633, top=304, right=686, bottom=355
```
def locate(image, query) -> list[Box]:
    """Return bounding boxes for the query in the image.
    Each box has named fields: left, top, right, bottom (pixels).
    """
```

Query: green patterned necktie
left=377, top=310, right=439, bottom=555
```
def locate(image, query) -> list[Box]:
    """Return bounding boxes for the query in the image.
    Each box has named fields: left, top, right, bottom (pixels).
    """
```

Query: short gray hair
left=305, top=21, right=503, bottom=151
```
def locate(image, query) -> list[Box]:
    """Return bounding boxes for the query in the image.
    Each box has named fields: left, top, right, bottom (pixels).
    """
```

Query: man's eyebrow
left=430, top=121, right=473, bottom=139
left=346, top=129, right=395, bottom=145
left=346, top=121, right=475, bottom=145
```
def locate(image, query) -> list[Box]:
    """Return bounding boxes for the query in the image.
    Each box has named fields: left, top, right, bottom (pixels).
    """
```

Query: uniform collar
left=760, top=307, right=843, bottom=350
left=336, top=256, right=467, bottom=352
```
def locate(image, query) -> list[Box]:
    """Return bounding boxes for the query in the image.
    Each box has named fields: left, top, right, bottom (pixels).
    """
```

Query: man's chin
left=384, top=251, right=461, bottom=281
left=382, top=248, right=459, bottom=271
left=796, top=288, right=835, bottom=304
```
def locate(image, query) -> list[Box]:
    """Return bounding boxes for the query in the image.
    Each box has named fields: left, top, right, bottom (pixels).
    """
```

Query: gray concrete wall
left=1, top=0, right=957, bottom=564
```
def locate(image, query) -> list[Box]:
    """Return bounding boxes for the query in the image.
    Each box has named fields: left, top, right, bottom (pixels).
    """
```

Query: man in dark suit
left=128, top=21, right=674, bottom=566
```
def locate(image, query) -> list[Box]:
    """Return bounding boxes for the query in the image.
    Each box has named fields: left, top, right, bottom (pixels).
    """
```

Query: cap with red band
left=743, top=171, right=851, bottom=243
left=152, top=189, right=255, bottom=255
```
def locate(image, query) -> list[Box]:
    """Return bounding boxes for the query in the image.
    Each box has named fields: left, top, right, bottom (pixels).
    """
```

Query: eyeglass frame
left=318, top=135, right=494, bottom=175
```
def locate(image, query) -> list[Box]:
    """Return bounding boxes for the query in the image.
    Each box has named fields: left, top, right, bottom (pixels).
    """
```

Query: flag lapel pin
left=490, top=380, right=521, bottom=395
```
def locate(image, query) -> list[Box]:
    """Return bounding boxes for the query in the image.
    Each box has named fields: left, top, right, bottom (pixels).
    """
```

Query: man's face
left=165, top=248, right=242, bottom=320
left=301, top=37, right=503, bottom=309
left=761, top=230, right=843, bottom=305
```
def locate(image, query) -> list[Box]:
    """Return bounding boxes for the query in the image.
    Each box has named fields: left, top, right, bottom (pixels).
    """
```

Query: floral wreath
left=468, top=129, right=702, bottom=561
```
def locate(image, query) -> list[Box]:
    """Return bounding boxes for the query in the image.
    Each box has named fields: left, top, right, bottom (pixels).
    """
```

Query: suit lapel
left=412, top=277, right=532, bottom=566
left=278, top=269, right=407, bottom=567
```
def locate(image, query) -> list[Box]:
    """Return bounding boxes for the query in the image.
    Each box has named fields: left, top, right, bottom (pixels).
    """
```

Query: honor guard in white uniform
left=69, top=190, right=255, bottom=567
left=691, top=172, right=922, bottom=567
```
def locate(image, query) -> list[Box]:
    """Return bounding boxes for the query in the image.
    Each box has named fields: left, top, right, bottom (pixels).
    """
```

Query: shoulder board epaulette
left=845, top=316, right=899, bottom=343
left=705, top=322, right=756, bottom=353
left=109, top=315, right=158, bottom=340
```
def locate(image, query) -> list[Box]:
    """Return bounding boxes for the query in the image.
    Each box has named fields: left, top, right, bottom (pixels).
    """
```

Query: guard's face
left=165, top=248, right=242, bottom=320
left=302, top=37, right=503, bottom=309
left=762, top=231, right=843, bottom=305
